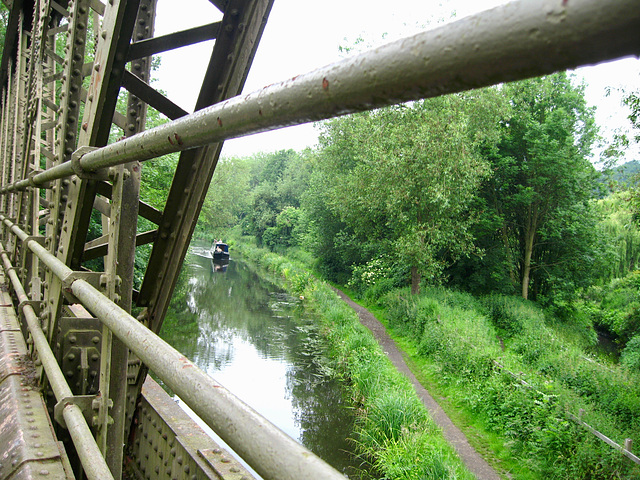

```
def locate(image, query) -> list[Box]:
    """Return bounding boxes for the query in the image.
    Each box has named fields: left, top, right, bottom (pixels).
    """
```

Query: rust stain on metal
left=322, top=77, right=329, bottom=90
left=217, top=117, right=223, bottom=127
left=174, top=133, right=183, bottom=146
left=167, top=135, right=174, bottom=146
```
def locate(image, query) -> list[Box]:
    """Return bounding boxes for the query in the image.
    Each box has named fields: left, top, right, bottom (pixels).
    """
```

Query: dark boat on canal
left=211, top=241, right=230, bottom=260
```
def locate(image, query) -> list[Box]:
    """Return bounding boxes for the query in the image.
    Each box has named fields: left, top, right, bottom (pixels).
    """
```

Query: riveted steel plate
left=0, top=329, right=28, bottom=384
left=0, top=289, right=28, bottom=387
left=0, top=375, right=68, bottom=479
left=0, top=303, right=20, bottom=332
left=3, top=459, right=70, bottom=480
left=0, top=283, right=69, bottom=479
left=128, top=377, right=255, bottom=480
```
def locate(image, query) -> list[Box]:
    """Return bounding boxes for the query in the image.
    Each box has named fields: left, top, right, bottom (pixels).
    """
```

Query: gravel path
left=332, top=287, right=502, bottom=480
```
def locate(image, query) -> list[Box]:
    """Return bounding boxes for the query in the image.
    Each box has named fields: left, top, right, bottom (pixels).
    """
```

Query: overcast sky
left=154, top=0, right=640, bottom=163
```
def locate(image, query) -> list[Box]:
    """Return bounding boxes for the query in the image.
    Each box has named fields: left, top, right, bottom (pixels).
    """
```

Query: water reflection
left=162, top=256, right=369, bottom=478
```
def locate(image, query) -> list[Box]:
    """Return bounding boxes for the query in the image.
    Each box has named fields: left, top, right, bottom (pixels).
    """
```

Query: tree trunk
left=501, top=221, right=518, bottom=289
left=521, top=209, right=537, bottom=300
left=411, top=266, right=420, bottom=295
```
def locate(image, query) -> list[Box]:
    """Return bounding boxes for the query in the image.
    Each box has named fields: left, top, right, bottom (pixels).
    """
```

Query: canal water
left=160, top=253, right=370, bottom=478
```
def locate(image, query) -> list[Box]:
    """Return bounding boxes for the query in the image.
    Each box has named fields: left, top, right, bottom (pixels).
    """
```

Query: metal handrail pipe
left=1, top=0, right=639, bottom=193
left=63, top=403, right=117, bottom=480
left=0, top=244, right=115, bottom=480
left=0, top=217, right=345, bottom=480
left=1, top=217, right=74, bottom=280
left=0, top=244, right=73, bottom=400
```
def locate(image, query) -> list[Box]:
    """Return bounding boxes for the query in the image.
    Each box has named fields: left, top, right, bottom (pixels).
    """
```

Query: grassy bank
left=378, top=288, right=640, bottom=479
left=236, top=242, right=476, bottom=480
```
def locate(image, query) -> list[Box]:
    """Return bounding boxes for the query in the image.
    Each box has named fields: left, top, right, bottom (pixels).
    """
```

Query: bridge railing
left=0, top=0, right=638, bottom=479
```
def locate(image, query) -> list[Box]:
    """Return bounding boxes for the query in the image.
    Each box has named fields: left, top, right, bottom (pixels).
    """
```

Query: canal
left=160, top=251, right=370, bottom=478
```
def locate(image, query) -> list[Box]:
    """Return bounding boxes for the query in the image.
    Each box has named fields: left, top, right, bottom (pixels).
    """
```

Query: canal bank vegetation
left=234, top=237, right=640, bottom=479
left=237, top=242, right=477, bottom=479
left=135, top=71, right=640, bottom=477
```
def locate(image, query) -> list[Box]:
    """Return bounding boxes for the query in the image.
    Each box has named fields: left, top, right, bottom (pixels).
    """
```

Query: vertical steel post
left=107, top=0, right=157, bottom=469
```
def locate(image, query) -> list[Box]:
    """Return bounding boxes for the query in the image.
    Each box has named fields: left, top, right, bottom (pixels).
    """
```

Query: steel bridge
left=0, top=0, right=637, bottom=478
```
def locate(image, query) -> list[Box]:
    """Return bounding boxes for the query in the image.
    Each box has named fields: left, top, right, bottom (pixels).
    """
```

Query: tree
left=0, top=4, right=8, bottom=56
left=480, top=73, right=598, bottom=300
left=314, top=90, right=505, bottom=294
left=197, top=156, right=253, bottom=235
left=241, top=150, right=312, bottom=247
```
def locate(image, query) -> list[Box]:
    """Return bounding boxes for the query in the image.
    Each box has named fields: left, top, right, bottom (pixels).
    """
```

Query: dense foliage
left=205, top=74, right=607, bottom=302
left=380, top=288, right=640, bottom=479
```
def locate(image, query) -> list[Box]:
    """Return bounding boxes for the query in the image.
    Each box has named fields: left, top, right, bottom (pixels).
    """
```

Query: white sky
left=154, top=0, right=640, bottom=163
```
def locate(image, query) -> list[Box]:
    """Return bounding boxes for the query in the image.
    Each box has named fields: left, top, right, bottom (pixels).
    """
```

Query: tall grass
left=382, top=287, right=640, bottom=479
left=236, top=242, right=475, bottom=479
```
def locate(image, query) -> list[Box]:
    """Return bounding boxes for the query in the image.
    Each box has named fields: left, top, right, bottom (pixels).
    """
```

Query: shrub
left=621, top=335, right=640, bottom=370
left=481, top=294, right=540, bottom=338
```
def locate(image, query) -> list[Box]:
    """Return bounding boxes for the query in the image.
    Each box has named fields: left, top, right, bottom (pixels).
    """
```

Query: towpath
left=332, top=287, right=503, bottom=480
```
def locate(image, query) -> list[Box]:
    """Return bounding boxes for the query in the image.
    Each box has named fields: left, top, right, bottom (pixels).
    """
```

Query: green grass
left=235, top=242, right=477, bottom=480
left=374, top=287, right=640, bottom=479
